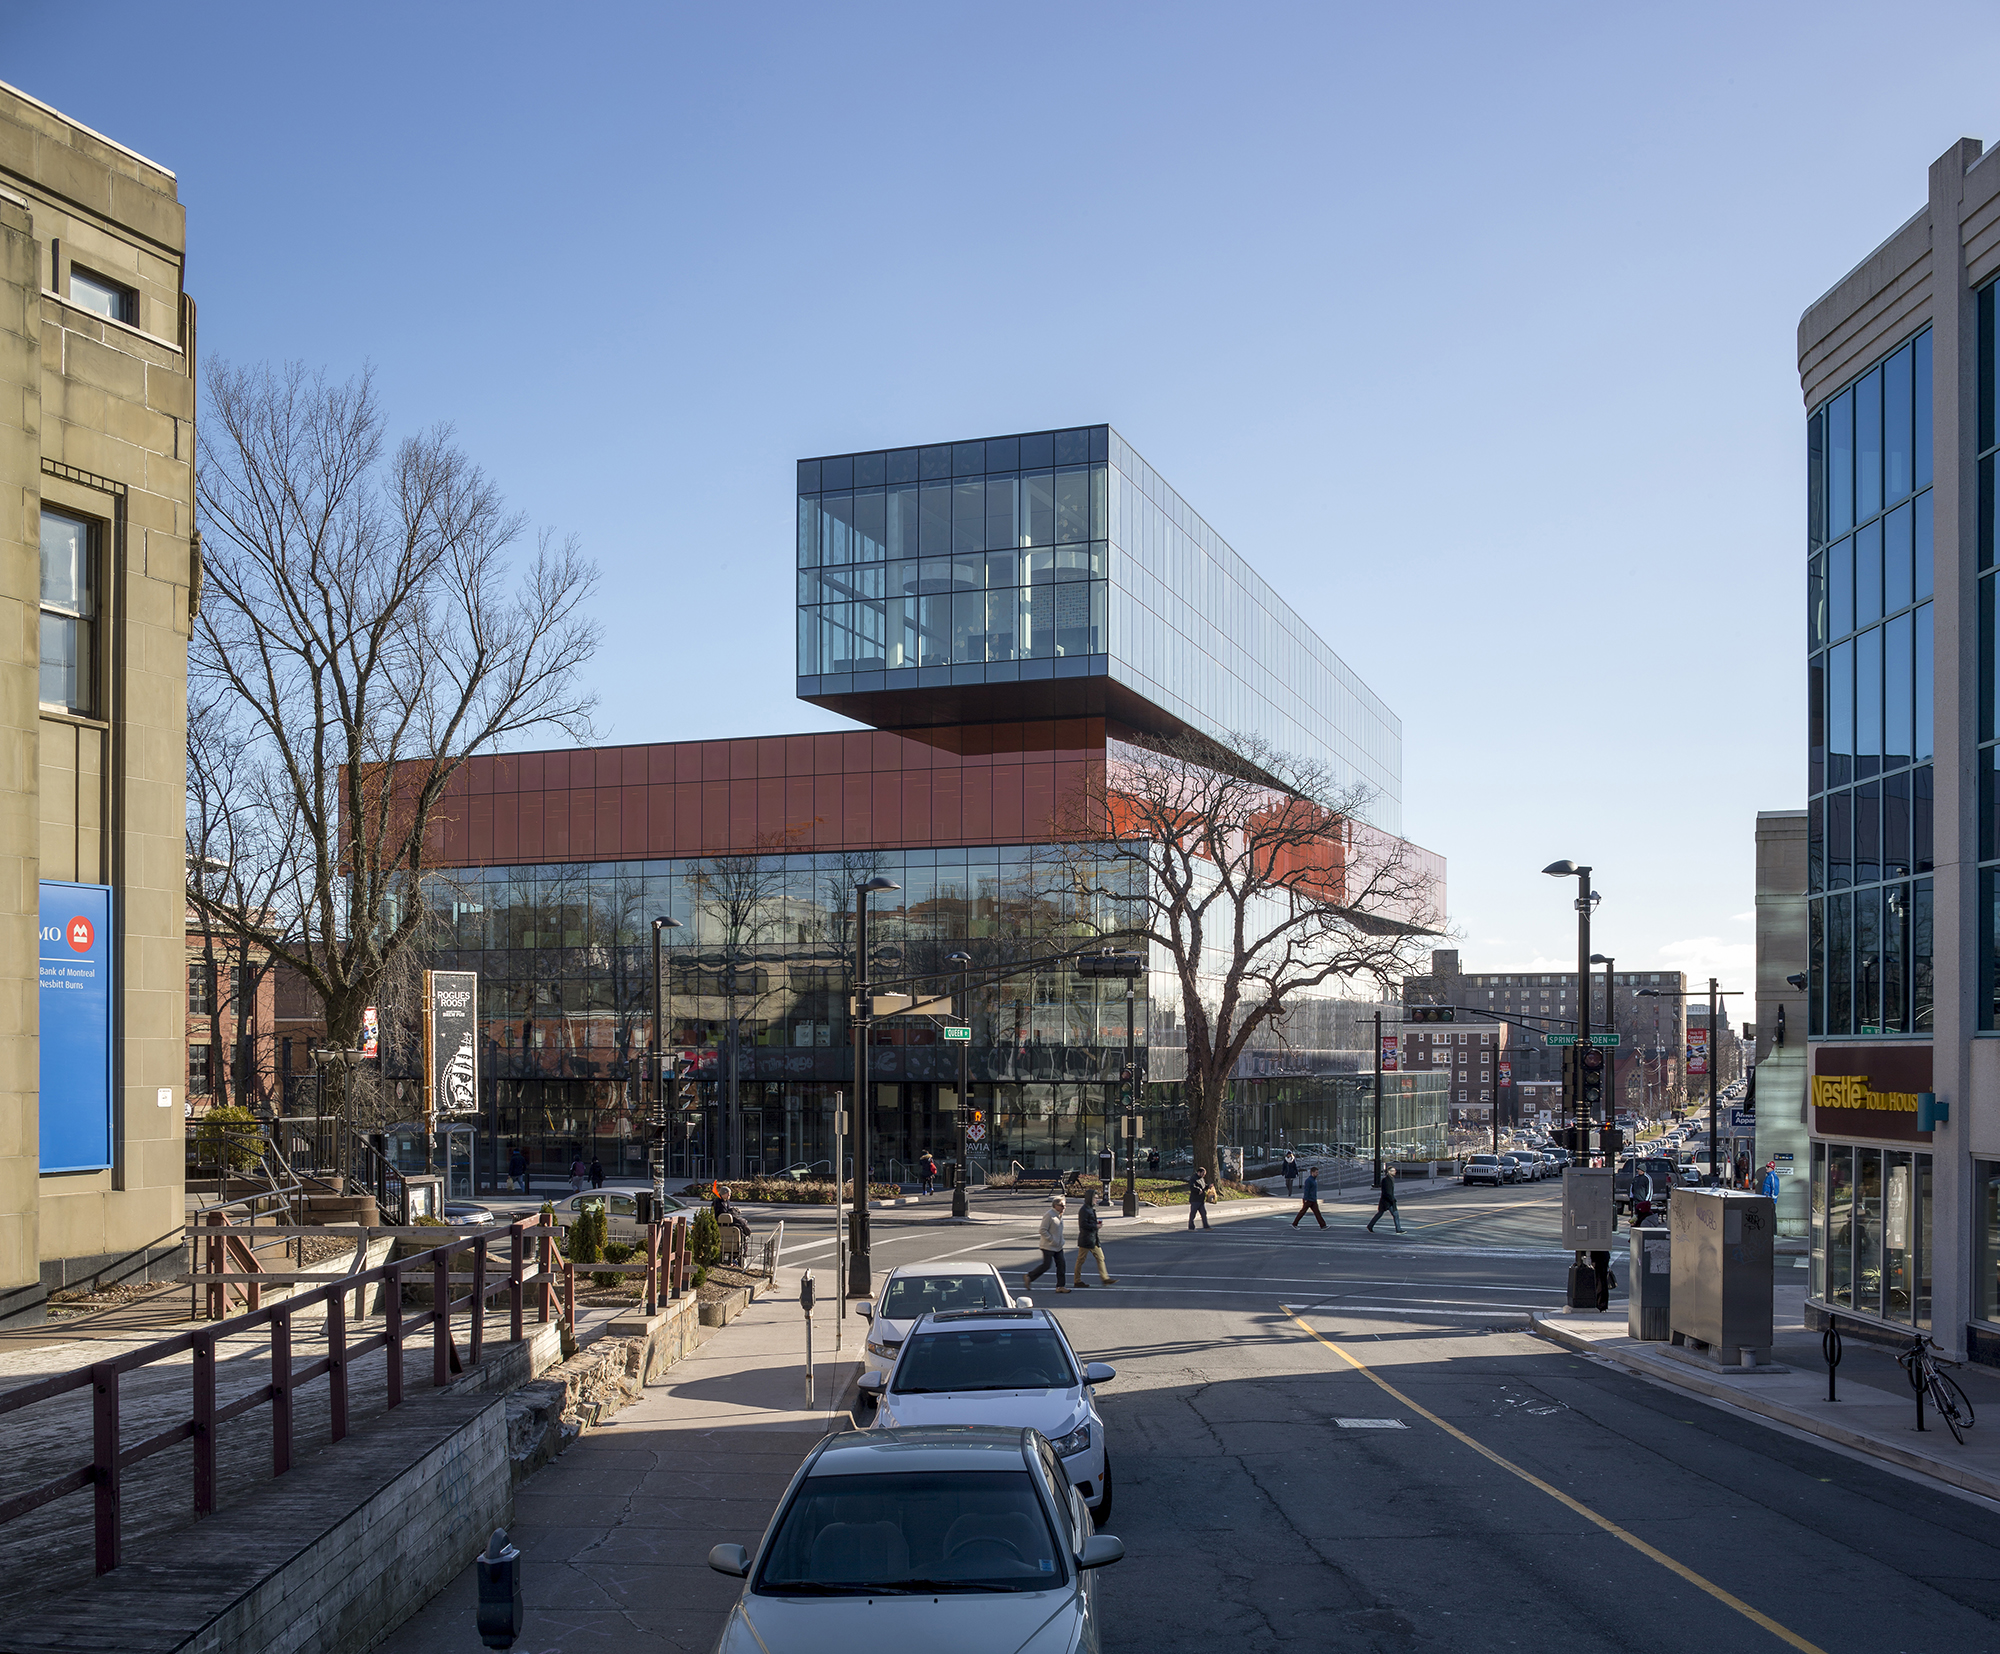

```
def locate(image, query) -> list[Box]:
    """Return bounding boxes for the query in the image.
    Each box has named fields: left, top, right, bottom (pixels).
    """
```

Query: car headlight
left=1051, top=1421, right=1092, bottom=1458
left=866, top=1339, right=900, bottom=1359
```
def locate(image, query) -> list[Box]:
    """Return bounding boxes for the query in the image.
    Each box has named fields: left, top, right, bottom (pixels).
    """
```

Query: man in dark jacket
left=1291, top=1163, right=1326, bottom=1228
left=1147, top=1148, right=1160, bottom=1174
left=1282, top=1150, right=1299, bottom=1196
left=588, top=1156, right=605, bottom=1190
left=1075, top=1187, right=1116, bottom=1285
left=508, top=1146, right=527, bottom=1193
left=1187, top=1166, right=1211, bottom=1231
left=1366, top=1166, right=1402, bottom=1233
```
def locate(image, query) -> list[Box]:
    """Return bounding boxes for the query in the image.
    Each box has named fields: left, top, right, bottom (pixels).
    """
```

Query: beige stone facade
left=0, top=83, right=192, bottom=1321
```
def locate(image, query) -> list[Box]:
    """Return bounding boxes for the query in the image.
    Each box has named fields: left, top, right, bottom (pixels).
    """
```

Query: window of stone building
left=39, top=509, right=95, bottom=714
left=68, top=265, right=136, bottom=325
left=189, top=1043, right=212, bottom=1096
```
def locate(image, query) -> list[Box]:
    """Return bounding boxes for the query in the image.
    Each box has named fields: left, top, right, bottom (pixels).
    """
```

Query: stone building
left=0, top=84, right=193, bottom=1322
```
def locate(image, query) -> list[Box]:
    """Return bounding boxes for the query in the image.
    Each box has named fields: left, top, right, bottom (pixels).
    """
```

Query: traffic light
left=1580, top=1046, right=1605, bottom=1112
left=1407, top=1005, right=1455, bottom=1024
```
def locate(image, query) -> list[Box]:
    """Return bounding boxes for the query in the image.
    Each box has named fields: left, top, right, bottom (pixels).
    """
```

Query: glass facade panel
left=1808, top=327, right=1935, bottom=1041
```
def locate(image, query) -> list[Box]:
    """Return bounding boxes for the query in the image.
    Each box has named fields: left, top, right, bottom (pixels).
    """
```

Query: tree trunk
left=1188, top=1069, right=1223, bottom=1186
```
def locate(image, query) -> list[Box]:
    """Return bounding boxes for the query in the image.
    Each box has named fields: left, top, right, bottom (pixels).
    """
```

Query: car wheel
left=1089, top=1456, right=1113, bottom=1526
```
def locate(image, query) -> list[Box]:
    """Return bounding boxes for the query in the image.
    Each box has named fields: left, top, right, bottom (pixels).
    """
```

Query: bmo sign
left=39, top=881, right=112, bottom=1172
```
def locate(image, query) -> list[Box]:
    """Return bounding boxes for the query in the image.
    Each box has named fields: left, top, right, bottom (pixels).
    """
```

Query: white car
left=551, top=1189, right=694, bottom=1244
left=855, top=1264, right=1020, bottom=1380
left=706, top=1425, right=1122, bottom=1654
left=858, top=1307, right=1116, bottom=1521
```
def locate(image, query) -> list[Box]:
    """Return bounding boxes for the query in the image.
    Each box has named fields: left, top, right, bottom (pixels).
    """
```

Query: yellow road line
left=1286, top=1311, right=1827, bottom=1654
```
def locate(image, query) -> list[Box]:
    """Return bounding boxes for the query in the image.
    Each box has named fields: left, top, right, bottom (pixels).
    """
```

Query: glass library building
left=416, top=425, right=1445, bottom=1186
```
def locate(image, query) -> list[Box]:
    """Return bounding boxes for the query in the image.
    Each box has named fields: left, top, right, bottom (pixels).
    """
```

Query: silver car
left=706, top=1425, right=1124, bottom=1654
left=856, top=1263, right=1019, bottom=1382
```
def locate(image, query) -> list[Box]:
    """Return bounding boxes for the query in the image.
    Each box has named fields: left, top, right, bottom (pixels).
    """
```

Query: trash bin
left=1669, top=1187, right=1775, bottom=1366
left=1628, top=1224, right=1671, bottom=1341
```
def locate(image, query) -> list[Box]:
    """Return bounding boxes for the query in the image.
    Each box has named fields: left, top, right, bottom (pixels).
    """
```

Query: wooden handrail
left=0, top=1212, right=695, bottom=1577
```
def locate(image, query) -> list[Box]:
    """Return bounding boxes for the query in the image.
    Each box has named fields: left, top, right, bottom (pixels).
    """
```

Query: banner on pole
left=426, top=969, right=480, bottom=1113
left=1687, top=1028, right=1709, bottom=1076
left=1379, top=1033, right=1399, bottom=1072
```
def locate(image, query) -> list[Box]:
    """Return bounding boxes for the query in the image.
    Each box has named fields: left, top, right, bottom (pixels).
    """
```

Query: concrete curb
left=1531, top=1310, right=2000, bottom=1505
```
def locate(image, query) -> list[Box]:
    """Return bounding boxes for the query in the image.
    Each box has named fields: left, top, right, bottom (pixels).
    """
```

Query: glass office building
left=1798, top=137, right=2000, bottom=1362
left=419, top=425, right=1438, bottom=1184
left=796, top=425, right=1403, bottom=832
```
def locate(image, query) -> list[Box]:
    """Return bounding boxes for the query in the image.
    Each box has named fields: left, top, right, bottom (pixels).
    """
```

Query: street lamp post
left=648, top=914, right=683, bottom=1312
left=947, top=951, right=972, bottom=1221
left=1544, top=860, right=1600, bottom=1314
left=847, top=877, right=899, bottom=1300
left=1122, top=971, right=1139, bottom=1219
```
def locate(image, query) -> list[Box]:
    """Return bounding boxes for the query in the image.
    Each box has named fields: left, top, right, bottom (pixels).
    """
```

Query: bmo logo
left=43, top=916, right=93, bottom=951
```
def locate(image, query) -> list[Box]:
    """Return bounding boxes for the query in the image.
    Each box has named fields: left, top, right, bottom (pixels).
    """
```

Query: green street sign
left=942, top=1025, right=971, bottom=1041
left=1546, top=1034, right=1578, bottom=1047
left=1590, top=1033, right=1622, bottom=1047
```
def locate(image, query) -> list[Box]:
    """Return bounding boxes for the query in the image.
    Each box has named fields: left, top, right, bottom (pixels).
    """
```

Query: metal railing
left=0, top=1211, right=697, bottom=1576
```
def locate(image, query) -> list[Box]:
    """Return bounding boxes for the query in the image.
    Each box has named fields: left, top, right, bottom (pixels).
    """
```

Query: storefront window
left=1884, top=1150, right=1913, bottom=1321
left=1978, top=1162, right=2000, bottom=1326
left=1813, top=1142, right=1933, bottom=1325
left=1828, top=1145, right=1853, bottom=1307
left=1917, top=1154, right=1933, bottom=1329
left=1810, top=1140, right=1827, bottom=1299
left=1856, top=1149, right=1883, bottom=1315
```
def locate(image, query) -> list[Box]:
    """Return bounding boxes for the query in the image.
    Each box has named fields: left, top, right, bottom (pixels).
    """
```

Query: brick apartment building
left=1401, top=950, right=1689, bottom=1121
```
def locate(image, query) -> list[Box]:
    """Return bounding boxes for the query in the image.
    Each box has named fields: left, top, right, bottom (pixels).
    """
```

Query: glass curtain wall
left=1806, top=328, right=1934, bottom=1037
left=1105, top=431, right=1402, bottom=831
left=797, top=433, right=1109, bottom=678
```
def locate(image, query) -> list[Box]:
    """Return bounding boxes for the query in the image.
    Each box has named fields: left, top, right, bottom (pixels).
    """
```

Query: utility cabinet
left=1669, top=1188, right=1775, bottom=1366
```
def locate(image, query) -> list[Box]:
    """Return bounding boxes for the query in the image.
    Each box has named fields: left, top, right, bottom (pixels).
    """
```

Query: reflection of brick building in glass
left=413, top=426, right=1444, bottom=1186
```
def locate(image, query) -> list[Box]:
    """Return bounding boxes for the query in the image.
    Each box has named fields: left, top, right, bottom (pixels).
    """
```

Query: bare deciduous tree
left=188, top=361, right=600, bottom=1137
left=1053, top=731, right=1443, bottom=1180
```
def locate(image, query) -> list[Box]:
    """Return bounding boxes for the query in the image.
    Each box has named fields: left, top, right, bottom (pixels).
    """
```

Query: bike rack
left=1822, top=1314, right=1842, bottom=1403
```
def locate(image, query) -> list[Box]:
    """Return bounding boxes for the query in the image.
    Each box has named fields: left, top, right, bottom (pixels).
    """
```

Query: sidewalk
left=1534, top=1293, right=2000, bottom=1506
left=374, top=1263, right=860, bottom=1653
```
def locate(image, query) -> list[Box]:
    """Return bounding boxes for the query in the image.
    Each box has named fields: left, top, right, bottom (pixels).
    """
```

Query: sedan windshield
left=894, top=1328, right=1077, bottom=1394
left=883, top=1272, right=1007, bottom=1320
left=755, top=1470, right=1063, bottom=1595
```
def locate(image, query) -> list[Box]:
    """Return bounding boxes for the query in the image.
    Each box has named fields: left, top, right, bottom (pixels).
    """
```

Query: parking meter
left=476, top=1527, right=523, bottom=1648
left=801, top=1272, right=817, bottom=1404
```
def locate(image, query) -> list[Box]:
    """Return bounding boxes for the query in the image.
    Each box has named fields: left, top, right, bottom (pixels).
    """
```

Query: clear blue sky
left=12, top=0, right=1999, bottom=989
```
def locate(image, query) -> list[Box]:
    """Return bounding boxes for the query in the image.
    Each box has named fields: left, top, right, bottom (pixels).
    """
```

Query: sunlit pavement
left=801, top=1185, right=2000, bottom=1653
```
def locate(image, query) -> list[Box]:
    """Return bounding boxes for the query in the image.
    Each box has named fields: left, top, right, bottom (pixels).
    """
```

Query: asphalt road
left=776, top=1182, right=2000, bottom=1654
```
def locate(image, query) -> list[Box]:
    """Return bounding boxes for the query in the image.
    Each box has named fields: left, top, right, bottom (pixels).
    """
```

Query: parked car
left=442, top=1200, right=500, bottom=1232
left=1614, top=1157, right=1682, bottom=1213
left=855, top=1264, right=1019, bottom=1380
left=858, top=1306, right=1117, bottom=1521
left=705, top=1425, right=1123, bottom=1654
left=551, top=1188, right=694, bottom=1244
left=1463, top=1153, right=1506, bottom=1187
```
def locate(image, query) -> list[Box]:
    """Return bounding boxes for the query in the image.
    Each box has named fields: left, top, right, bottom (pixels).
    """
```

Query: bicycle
left=1897, top=1332, right=1977, bottom=1443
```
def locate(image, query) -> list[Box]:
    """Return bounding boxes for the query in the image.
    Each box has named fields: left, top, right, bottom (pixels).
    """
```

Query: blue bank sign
left=40, top=881, right=112, bottom=1173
